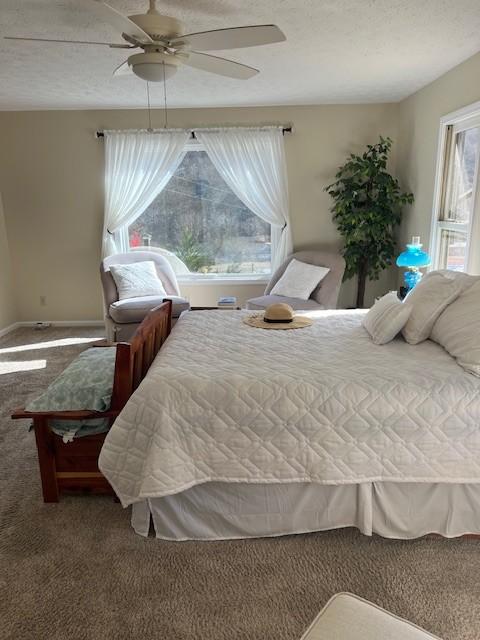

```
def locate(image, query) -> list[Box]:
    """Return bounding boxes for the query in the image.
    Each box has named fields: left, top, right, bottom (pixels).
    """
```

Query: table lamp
left=396, top=236, right=431, bottom=292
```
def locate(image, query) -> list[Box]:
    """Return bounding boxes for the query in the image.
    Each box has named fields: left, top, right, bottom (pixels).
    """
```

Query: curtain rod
left=95, top=127, right=292, bottom=139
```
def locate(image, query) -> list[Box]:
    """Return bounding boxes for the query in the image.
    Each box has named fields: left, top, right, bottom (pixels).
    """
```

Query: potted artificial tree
left=325, top=137, right=414, bottom=308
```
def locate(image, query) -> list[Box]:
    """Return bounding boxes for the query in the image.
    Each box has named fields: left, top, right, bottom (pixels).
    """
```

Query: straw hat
left=243, top=303, right=313, bottom=330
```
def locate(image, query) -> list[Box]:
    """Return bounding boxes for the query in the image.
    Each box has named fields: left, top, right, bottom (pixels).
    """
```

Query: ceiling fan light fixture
left=4, top=1, right=287, bottom=84
left=128, top=51, right=179, bottom=82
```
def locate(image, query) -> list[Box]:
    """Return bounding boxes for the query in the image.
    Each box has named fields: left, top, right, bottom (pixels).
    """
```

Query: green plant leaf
left=324, top=136, right=414, bottom=306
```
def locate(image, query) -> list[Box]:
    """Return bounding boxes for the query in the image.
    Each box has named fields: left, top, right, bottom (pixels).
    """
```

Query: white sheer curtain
left=195, top=127, right=292, bottom=271
left=102, top=129, right=189, bottom=257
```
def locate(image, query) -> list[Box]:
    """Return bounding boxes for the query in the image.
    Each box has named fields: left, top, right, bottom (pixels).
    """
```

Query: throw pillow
left=430, top=279, right=480, bottom=377
left=363, top=292, right=412, bottom=345
left=270, top=258, right=330, bottom=301
left=401, top=271, right=467, bottom=344
left=110, top=261, right=167, bottom=301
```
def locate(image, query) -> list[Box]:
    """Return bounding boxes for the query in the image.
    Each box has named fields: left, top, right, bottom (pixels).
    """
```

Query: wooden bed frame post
left=33, top=416, right=59, bottom=502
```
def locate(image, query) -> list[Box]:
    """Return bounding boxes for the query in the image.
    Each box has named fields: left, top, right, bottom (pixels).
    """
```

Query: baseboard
left=0, top=320, right=104, bottom=338
left=0, top=322, right=20, bottom=338
left=17, top=320, right=104, bottom=328
left=0, top=320, right=105, bottom=338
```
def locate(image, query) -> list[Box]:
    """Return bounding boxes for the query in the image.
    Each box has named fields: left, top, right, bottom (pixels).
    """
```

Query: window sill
left=177, top=275, right=270, bottom=286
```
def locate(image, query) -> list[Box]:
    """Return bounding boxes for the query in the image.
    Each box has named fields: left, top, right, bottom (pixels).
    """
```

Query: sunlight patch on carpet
left=0, top=337, right=100, bottom=355
left=0, top=359, right=47, bottom=375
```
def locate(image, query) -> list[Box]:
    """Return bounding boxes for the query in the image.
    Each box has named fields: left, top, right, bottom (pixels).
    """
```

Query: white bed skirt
left=130, top=482, right=480, bottom=541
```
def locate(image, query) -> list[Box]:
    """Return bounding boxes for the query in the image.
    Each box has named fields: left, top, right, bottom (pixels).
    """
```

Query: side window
left=431, top=115, right=480, bottom=272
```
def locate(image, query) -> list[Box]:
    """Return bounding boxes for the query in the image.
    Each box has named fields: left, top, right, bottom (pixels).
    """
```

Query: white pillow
left=430, top=279, right=480, bottom=377
left=270, top=258, right=330, bottom=301
left=109, top=261, right=167, bottom=301
left=362, top=292, right=412, bottom=345
left=401, top=271, right=466, bottom=344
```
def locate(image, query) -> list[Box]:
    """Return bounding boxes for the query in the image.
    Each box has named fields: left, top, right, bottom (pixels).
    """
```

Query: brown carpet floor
left=0, top=326, right=479, bottom=640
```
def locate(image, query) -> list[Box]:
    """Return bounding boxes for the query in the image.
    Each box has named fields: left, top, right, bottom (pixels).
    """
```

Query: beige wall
left=0, top=192, right=17, bottom=332
left=0, top=103, right=400, bottom=321
left=397, top=51, right=480, bottom=260
left=180, top=282, right=266, bottom=309
left=3, top=50, right=480, bottom=323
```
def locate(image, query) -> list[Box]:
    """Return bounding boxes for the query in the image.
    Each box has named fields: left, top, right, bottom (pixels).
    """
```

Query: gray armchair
left=100, top=251, right=190, bottom=341
left=246, top=250, right=345, bottom=311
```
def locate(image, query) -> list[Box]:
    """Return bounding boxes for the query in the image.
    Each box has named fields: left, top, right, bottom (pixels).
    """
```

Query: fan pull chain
left=163, top=62, right=168, bottom=129
left=146, top=81, right=152, bottom=131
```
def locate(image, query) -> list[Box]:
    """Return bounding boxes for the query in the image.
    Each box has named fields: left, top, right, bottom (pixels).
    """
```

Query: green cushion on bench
left=26, top=347, right=117, bottom=441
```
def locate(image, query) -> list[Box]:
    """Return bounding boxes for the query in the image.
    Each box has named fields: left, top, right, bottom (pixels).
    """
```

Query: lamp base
left=403, top=268, right=422, bottom=292
left=399, top=286, right=409, bottom=300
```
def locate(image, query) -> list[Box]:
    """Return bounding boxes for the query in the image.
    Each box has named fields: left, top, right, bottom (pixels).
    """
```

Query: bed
left=98, top=308, right=480, bottom=540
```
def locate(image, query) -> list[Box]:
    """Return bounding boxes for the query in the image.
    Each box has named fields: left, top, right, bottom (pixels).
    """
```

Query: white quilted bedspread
left=99, top=310, right=480, bottom=507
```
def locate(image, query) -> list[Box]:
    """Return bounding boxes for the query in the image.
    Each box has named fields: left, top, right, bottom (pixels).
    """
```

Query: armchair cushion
left=101, top=251, right=181, bottom=313
left=265, top=250, right=345, bottom=309
left=109, top=261, right=167, bottom=301
left=109, top=295, right=190, bottom=323
left=270, top=258, right=330, bottom=300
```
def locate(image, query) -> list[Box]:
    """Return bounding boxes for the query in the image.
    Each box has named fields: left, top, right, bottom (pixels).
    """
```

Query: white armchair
left=247, top=250, right=346, bottom=311
left=100, top=251, right=190, bottom=341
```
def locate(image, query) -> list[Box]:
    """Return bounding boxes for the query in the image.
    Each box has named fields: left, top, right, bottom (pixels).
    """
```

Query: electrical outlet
left=40, top=296, right=46, bottom=306
left=35, top=322, right=51, bottom=330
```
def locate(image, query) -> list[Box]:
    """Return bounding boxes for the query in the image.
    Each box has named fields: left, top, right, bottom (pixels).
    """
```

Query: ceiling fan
left=5, top=0, right=286, bottom=83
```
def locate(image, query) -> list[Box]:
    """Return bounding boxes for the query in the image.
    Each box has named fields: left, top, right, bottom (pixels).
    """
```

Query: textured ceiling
left=1, top=0, right=480, bottom=110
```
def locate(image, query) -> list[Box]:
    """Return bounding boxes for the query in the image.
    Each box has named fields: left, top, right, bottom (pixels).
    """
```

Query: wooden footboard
left=12, top=301, right=172, bottom=502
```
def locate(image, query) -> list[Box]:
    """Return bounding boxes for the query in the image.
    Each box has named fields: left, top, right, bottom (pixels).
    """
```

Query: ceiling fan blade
left=113, top=60, right=133, bottom=77
left=4, top=36, right=133, bottom=48
left=92, top=1, right=153, bottom=44
left=183, top=51, right=258, bottom=79
left=170, top=25, right=285, bottom=51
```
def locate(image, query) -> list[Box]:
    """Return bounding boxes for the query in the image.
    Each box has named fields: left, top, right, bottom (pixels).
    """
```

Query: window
left=127, top=145, right=271, bottom=279
left=431, top=108, right=480, bottom=272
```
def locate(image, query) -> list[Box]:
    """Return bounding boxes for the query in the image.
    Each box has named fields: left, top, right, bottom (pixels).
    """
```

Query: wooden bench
left=12, top=301, right=172, bottom=502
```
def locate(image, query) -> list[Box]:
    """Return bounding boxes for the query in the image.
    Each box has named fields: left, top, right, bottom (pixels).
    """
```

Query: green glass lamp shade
left=396, top=244, right=431, bottom=268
